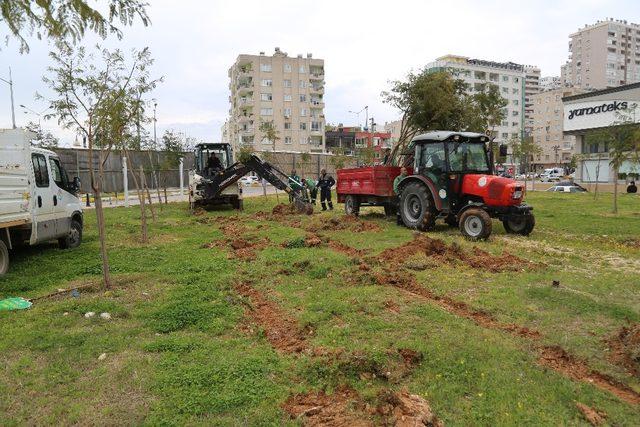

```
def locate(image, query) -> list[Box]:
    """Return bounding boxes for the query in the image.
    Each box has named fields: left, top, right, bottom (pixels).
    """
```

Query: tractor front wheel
left=344, top=195, right=360, bottom=216
left=399, top=182, right=436, bottom=231
left=459, top=208, right=492, bottom=240
left=503, top=215, right=535, bottom=236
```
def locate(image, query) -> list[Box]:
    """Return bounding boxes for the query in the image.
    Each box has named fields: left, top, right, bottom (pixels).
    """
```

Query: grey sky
left=0, top=0, right=638, bottom=145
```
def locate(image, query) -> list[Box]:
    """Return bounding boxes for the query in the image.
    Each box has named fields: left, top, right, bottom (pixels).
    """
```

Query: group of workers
left=288, top=168, right=335, bottom=211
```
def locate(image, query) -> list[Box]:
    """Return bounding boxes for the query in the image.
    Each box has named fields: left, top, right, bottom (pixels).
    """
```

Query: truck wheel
left=344, top=195, right=360, bottom=216
left=400, top=182, right=436, bottom=231
left=59, top=219, right=83, bottom=249
left=503, top=215, right=535, bottom=236
left=0, top=240, right=8, bottom=275
left=383, top=204, right=397, bottom=217
left=459, top=208, right=492, bottom=241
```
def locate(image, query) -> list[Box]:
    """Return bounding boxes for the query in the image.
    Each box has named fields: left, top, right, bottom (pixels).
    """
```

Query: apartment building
left=530, top=87, right=583, bottom=169
left=227, top=48, right=325, bottom=153
left=425, top=55, right=539, bottom=145
left=561, top=18, right=640, bottom=90
left=540, top=76, right=562, bottom=92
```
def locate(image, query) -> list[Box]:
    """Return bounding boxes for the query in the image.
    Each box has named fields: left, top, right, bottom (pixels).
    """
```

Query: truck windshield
left=447, top=142, right=490, bottom=173
left=196, top=147, right=230, bottom=173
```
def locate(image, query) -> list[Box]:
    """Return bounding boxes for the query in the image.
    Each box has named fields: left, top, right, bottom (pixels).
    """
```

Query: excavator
left=189, top=143, right=312, bottom=213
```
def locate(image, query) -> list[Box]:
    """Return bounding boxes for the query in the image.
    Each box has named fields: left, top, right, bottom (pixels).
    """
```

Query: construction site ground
left=1, top=191, right=639, bottom=425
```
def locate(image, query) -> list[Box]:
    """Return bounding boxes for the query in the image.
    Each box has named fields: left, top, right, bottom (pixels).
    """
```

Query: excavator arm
left=200, top=155, right=312, bottom=213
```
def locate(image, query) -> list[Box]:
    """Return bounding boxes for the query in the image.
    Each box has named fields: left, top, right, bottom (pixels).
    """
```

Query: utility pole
left=0, top=67, right=16, bottom=129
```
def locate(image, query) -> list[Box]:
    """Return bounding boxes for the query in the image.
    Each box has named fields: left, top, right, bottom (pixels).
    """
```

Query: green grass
left=1, top=191, right=639, bottom=425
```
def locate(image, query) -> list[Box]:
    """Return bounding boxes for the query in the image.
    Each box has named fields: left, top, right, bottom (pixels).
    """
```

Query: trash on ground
left=0, top=297, right=32, bottom=311
left=84, top=311, right=96, bottom=318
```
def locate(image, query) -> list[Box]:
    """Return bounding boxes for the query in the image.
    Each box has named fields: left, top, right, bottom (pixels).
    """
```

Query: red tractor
left=336, top=131, right=534, bottom=240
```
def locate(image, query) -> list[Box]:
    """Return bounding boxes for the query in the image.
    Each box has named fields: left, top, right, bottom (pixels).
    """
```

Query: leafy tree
left=1, top=0, right=149, bottom=53
left=24, top=121, right=59, bottom=149
left=381, top=70, right=475, bottom=163
left=299, top=152, right=311, bottom=178
left=42, top=42, right=159, bottom=287
left=471, top=83, right=508, bottom=136
left=510, top=135, right=542, bottom=190
left=259, top=119, right=279, bottom=152
left=158, top=130, right=184, bottom=203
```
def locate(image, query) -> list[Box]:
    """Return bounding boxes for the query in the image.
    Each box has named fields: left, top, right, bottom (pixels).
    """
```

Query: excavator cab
left=194, top=143, right=233, bottom=178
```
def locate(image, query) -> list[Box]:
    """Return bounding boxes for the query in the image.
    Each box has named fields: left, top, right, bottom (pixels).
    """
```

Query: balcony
left=309, top=73, right=324, bottom=80
left=310, top=85, right=324, bottom=93
left=239, top=97, right=254, bottom=107
left=310, top=98, right=324, bottom=107
left=241, top=127, right=254, bottom=134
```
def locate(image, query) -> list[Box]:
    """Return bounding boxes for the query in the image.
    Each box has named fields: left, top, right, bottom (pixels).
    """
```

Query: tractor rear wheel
left=399, top=182, right=436, bottom=231
left=459, top=208, right=492, bottom=240
left=344, top=195, right=360, bottom=216
left=503, top=215, right=535, bottom=236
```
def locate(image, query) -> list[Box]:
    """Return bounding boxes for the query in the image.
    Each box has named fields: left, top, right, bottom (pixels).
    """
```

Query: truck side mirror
left=499, top=144, right=508, bottom=158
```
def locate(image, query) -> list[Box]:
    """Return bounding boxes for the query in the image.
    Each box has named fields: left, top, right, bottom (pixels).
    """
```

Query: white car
left=546, top=184, right=587, bottom=193
left=540, top=168, right=564, bottom=182
left=239, top=176, right=260, bottom=186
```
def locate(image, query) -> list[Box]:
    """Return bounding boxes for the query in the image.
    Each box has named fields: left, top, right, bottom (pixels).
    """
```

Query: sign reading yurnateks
left=564, top=100, right=638, bottom=132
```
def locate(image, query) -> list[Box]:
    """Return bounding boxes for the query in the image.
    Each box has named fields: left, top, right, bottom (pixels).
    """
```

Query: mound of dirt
left=306, top=215, right=381, bottom=233
left=378, top=235, right=532, bottom=273
left=575, top=402, right=607, bottom=426
left=235, top=282, right=310, bottom=353
left=398, top=348, right=424, bottom=367
left=607, top=324, right=640, bottom=376
left=203, top=236, right=269, bottom=261
left=282, top=386, right=372, bottom=426
left=328, top=240, right=366, bottom=258
left=272, top=203, right=299, bottom=216
left=305, top=234, right=323, bottom=247
left=377, top=389, right=443, bottom=427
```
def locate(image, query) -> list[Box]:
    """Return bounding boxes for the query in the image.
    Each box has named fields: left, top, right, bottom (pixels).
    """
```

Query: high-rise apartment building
left=425, top=55, right=540, bottom=144
left=227, top=48, right=325, bottom=153
left=530, top=87, right=583, bottom=169
left=561, top=18, right=640, bottom=89
left=540, top=76, right=562, bottom=92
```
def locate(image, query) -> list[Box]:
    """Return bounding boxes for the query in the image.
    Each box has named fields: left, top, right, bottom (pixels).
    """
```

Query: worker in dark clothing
left=318, top=168, right=335, bottom=211
left=628, top=181, right=638, bottom=194
left=207, top=154, right=222, bottom=175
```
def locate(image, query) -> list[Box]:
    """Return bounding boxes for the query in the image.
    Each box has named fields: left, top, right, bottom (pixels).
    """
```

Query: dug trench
left=345, top=234, right=640, bottom=406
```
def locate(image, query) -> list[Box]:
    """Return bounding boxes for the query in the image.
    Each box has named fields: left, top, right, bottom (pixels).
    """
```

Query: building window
left=502, top=87, right=509, bottom=94
left=501, top=132, right=509, bottom=139
left=299, top=65, right=306, bottom=73
left=284, top=108, right=291, bottom=117
left=260, top=63, right=272, bottom=72
left=512, top=110, right=519, bottom=116
left=260, top=93, right=272, bottom=101
left=284, top=94, right=292, bottom=101
left=283, top=79, right=292, bottom=88
left=284, top=63, right=291, bottom=73
left=260, top=108, right=273, bottom=116
left=284, top=136, right=292, bottom=144
left=284, top=122, right=292, bottom=130
left=502, top=75, right=509, bottom=82
left=299, top=94, right=306, bottom=102
left=300, top=137, right=308, bottom=145
left=299, top=80, right=306, bottom=89
left=513, top=77, right=519, bottom=83
left=300, top=122, right=307, bottom=130
left=311, top=121, right=321, bottom=131
left=300, top=108, right=307, bottom=116
left=513, top=99, right=519, bottom=105
left=512, top=88, right=519, bottom=94
left=261, top=79, right=272, bottom=87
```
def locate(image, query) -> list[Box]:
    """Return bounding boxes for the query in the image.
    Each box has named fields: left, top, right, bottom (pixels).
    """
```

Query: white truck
left=0, top=129, right=83, bottom=275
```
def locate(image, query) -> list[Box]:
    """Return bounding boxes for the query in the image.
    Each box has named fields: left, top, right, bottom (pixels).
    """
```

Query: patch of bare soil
left=306, top=215, right=381, bottom=233
left=377, top=389, right=443, bottom=427
left=538, top=346, right=640, bottom=405
left=575, top=402, right=607, bottom=426
left=607, top=324, right=640, bottom=377
left=282, top=386, right=373, bottom=426
left=305, top=233, right=323, bottom=247
left=378, top=235, right=535, bottom=273
left=202, top=236, right=270, bottom=261
left=383, top=300, right=401, bottom=313
left=234, top=281, right=310, bottom=353
left=272, top=203, right=300, bottom=216
left=282, top=386, right=442, bottom=427
left=329, top=240, right=367, bottom=258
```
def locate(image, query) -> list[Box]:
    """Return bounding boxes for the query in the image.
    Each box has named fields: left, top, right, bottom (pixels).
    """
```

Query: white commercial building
left=563, top=82, right=640, bottom=183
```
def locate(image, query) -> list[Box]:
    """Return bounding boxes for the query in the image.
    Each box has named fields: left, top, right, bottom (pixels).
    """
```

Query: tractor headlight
left=512, top=188, right=523, bottom=199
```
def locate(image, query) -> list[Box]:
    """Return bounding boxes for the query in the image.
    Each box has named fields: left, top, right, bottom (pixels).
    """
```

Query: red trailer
left=336, top=166, right=412, bottom=216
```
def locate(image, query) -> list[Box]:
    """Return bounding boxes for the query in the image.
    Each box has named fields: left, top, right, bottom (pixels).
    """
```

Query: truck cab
left=1, top=129, right=83, bottom=275
left=397, top=131, right=534, bottom=239
left=189, top=143, right=243, bottom=209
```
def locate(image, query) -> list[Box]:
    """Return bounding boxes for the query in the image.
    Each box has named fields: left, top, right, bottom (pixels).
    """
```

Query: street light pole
left=20, top=104, right=49, bottom=128
left=0, top=67, right=16, bottom=129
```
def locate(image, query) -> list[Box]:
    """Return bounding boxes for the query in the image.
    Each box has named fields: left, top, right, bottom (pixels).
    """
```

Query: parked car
left=546, top=184, right=587, bottom=193
left=540, top=168, right=564, bottom=182
left=239, top=175, right=260, bottom=186
left=1, top=129, right=83, bottom=275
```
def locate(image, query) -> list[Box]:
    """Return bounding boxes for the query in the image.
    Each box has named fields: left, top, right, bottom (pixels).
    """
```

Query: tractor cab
left=397, top=131, right=534, bottom=240
left=194, top=143, right=233, bottom=179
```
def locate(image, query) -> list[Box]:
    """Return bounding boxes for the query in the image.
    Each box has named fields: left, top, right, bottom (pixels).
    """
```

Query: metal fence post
left=123, top=156, right=129, bottom=207
left=179, top=158, right=184, bottom=196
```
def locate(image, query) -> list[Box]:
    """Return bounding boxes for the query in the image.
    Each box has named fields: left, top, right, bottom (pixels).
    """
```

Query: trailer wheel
left=344, top=195, right=360, bottom=216
left=59, top=219, right=83, bottom=249
left=459, top=208, right=492, bottom=241
left=0, top=240, right=9, bottom=276
left=399, top=182, right=436, bottom=231
left=503, top=215, right=535, bottom=236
